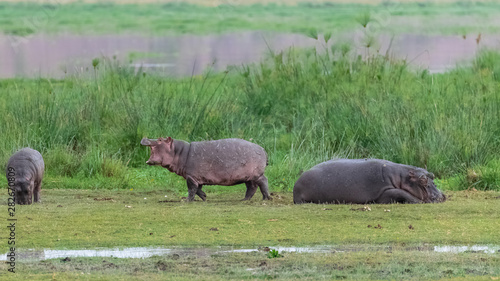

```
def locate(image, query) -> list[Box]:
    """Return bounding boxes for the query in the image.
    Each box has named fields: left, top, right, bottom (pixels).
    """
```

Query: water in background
left=1, top=31, right=498, bottom=78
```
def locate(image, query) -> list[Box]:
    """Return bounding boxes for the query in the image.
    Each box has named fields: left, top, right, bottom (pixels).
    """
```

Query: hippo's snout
left=437, top=192, right=446, bottom=202
left=430, top=191, right=446, bottom=203
left=15, top=197, right=31, bottom=205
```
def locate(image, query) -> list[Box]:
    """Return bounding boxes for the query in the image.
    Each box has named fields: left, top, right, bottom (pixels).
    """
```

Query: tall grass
left=1, top=47, right=499, bottom=190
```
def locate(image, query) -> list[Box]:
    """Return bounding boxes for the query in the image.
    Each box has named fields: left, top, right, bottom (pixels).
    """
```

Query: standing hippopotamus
left=293, top=159, right=446, bottom=204
left=141, top=137, right=270, bottom=202
left=6, top=148, right=45, bottom=205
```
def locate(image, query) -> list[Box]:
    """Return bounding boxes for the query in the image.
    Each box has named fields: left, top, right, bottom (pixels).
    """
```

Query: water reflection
left=1, top=31, right=498, bottom=78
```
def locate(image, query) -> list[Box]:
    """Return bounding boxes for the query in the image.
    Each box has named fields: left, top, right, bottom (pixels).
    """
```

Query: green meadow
left=6, top=189, right=500, bottom=249
left=0, top=189, right=499, bottom=279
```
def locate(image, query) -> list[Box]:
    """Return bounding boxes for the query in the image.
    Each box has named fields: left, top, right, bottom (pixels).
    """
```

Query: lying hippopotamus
left=6, top=148, right=45, bottom=205
left=141, top=137, right=270, bottom=202
left=293, top=159, right=446, bottom=204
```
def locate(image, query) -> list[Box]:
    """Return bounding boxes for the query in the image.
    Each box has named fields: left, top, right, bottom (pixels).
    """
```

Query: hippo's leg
left=186, top=177, right=199, bottom=202
left=256, top=175, right=270, bottom=200
left=34, top=181, right=41, bottom=203
left=243, top=181, right=258, bottom=201
left=376, top=188, right=422, bottom=204
left=196, top=186, right=207, bottom=201
left=14, top=193, right=21, bottom=205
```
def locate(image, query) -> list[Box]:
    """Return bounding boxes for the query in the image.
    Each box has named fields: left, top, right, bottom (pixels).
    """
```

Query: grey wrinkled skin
left=293, top=159, right=446, bottom=204
left=141, top=137, right=270, bottom=202
left=6, top=148, right=45, bottom=205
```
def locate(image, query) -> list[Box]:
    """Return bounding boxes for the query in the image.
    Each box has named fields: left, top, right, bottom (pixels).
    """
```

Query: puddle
left=220, top=246, right=332, bottom=254
left=434, top=245, right=500, bottom=254
left=2, top=245, right=499, bottom=261
left=1, top=31, right=499, bottom=78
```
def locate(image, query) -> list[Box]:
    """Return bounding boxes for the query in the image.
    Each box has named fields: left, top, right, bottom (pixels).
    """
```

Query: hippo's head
left=140, top=137, right=175, bottom=168
left=405, top=168, right=446, bottom=203
left=13, top=178, right=33, bottom=205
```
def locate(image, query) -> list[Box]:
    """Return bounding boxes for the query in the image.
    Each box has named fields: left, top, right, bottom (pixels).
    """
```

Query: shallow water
left=1, top=31, right=499, bottom=78
left=3, top=245, right=499, bottom=261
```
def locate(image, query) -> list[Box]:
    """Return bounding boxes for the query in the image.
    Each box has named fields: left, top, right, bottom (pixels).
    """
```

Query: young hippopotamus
left=293, top=159, right=446, bottom=204
left=6, top=148, right=45, bottom=205
left=141, top=137, right=270, bottom=202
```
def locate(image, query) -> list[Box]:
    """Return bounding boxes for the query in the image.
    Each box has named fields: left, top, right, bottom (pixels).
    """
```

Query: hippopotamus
left=140, top=137, right=270, bottom=202
left=293, top=159, right=446, bottom=204
left=6, top=148, right=45, bottom=205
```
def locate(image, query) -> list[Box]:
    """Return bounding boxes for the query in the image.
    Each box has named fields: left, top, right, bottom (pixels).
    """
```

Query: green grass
left=1, top=47, right=500, bottom=191
left=1, top=189, right=499, bottom=279
left=1, top=2, right=500, bottom=35
left=3, top=189, right=500, bottom=249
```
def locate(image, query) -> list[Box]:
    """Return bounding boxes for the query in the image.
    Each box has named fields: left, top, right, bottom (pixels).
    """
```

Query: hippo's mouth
left=438, top=193, right=447, bottom=202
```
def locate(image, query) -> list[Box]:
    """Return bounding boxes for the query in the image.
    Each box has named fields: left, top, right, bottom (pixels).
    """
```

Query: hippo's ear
left=166, top=137, right=173, bottom=148
left=408, top=170, right=417, bottom=182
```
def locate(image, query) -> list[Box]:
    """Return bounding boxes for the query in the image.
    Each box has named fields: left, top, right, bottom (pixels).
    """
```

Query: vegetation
left=1, top=1, right=500, bottom=36
left=1, top=46, right=500, bottom=191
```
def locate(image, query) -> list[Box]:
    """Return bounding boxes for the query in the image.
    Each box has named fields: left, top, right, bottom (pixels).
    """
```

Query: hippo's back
left=7, top=148, right=45, bottom=177
left=293, top=159, right=393, bottom=204
left=187, top=139, right=267, bottom=185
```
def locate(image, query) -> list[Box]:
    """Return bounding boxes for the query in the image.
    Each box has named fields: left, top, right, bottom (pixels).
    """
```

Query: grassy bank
left=1, top=1, right=500, bottom=36
left=1, top=46, right=500, bottom=191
